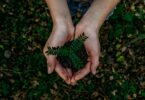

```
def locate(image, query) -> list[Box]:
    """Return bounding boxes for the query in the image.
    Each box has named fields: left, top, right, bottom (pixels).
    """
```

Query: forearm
left=81, top=0, right=121, bottom=30
left=45, top=0, right=71, bottom=24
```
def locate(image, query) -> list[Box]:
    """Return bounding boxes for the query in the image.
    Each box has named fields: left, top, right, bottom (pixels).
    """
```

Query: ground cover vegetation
left=0, top=0, right=145, bottom=99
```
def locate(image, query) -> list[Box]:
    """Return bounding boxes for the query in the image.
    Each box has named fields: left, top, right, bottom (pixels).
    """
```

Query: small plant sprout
left=46, top=33, right=88, bottom=71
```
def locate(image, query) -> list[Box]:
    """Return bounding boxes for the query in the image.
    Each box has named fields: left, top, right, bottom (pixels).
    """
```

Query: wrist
left=77, top=17, right=100, bottom=34
left=81, top=10, right=106, bottom=30
left=52, top=14, right=69, bottom=24
left=52, top=13, right=73, bottom=27
left=79, top=0, right=120, bottom=31
left=52, top=17, right=74, bottom=35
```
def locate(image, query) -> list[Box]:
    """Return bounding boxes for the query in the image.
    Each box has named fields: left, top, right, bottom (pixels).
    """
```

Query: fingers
left=43, top=43, right=56, bottom=74
left=55, top=64, right=70, bottom=84
left=91, top=56, right=99, bottom=75
left=84, top=35, right=100, bottom=75
left=66, top=68, right=77, bottom=85
left=65, top=68, right=72, bottom=84
left=66, top=68, right=72, bottom=77
left=44, top=56, right=56, bottom=74
left=66, top=68, right=77, bottom=86
left=71, top=62, right=91, bottom=84
left=46, top=55, right=56, bottom=74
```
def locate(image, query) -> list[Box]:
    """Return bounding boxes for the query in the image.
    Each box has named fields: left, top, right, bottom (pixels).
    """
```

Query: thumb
left=46, top=55, right=56, bottom=74
left=43, top=40, right=56, bottom=74
left=75, top=24, right=84, bottom=39
left=91, top=56, right=99, bottom=75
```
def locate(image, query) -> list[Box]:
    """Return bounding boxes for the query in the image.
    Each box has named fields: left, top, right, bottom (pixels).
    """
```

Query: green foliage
left=123, top=12, right=134, bottom=22
left=109, top=3, right=145, bottom=40
left=0, top=0, right=145, bottom=99
left=0, top=81, right=10, bottom=96
left=130, top=34, right=145, bottom=44
left=46, top=34, right=88, bottom=70
left=141, top=90, right=145, bottom=97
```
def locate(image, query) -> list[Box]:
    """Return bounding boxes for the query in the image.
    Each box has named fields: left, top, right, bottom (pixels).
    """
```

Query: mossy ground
left=0, top=0, right=145, bottom=99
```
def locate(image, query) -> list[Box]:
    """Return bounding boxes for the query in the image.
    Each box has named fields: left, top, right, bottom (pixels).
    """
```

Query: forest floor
left=0, top=0, right=145, bottom=99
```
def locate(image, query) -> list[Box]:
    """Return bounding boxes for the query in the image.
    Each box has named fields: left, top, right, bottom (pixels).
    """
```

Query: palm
left=71, top=26, right=100, bottom=84
left=84, top=35, right=100, bottom=73
left=43, top=26, right=74, bottom=84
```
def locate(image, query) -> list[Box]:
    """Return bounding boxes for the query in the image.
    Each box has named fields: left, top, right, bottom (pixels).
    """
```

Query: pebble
left=4, top=50, right=11, bottom=58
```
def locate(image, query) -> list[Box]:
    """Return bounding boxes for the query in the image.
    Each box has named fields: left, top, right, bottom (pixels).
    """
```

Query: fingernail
left=66, top=78, right=71, bottom=85
left=71, top=82, right=77, bottom=86
left=48, top=67, right=51, bottom=74
left=92, top=71, right=96, bottom=75
left=71, top=77, right=76, bottom=83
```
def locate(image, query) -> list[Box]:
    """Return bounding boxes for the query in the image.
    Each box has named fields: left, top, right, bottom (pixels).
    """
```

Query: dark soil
left=57, top=44, right=88, bottom=72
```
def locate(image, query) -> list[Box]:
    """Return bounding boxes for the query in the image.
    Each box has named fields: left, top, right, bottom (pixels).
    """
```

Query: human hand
left=69, top=0, right=121, bottom=85
left=43, top=21, right=75, bottom=85
left=44, top=0, right=120, bottom=85
left=71, top=21, right=101, bottom=85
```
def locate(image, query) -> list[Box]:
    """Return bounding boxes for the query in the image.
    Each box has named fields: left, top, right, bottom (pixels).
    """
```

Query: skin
left=43, top=0, right=75, bottom=84
left=43, top=0, right=121, bottom=85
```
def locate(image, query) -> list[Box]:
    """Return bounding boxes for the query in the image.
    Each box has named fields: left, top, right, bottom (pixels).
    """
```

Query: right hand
left=43, top=20, right=75, bottom=85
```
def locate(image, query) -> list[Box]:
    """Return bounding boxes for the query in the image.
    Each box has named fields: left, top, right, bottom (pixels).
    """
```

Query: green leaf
left=130, top=34, right=145, bottom=44
left=123, top=12, right=134, bottom=22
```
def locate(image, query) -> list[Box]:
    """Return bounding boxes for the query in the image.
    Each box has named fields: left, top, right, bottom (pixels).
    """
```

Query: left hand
left=70, top=0, right=120, bottom=85
left=71, top=22, right=101, bottom=85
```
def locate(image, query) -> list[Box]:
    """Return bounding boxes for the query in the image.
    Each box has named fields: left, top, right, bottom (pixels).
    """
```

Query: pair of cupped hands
left=43, top=17, right=100, bottom=85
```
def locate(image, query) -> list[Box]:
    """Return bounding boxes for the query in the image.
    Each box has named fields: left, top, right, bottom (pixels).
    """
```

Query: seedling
left=46, top=33, right=88, bottom=71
